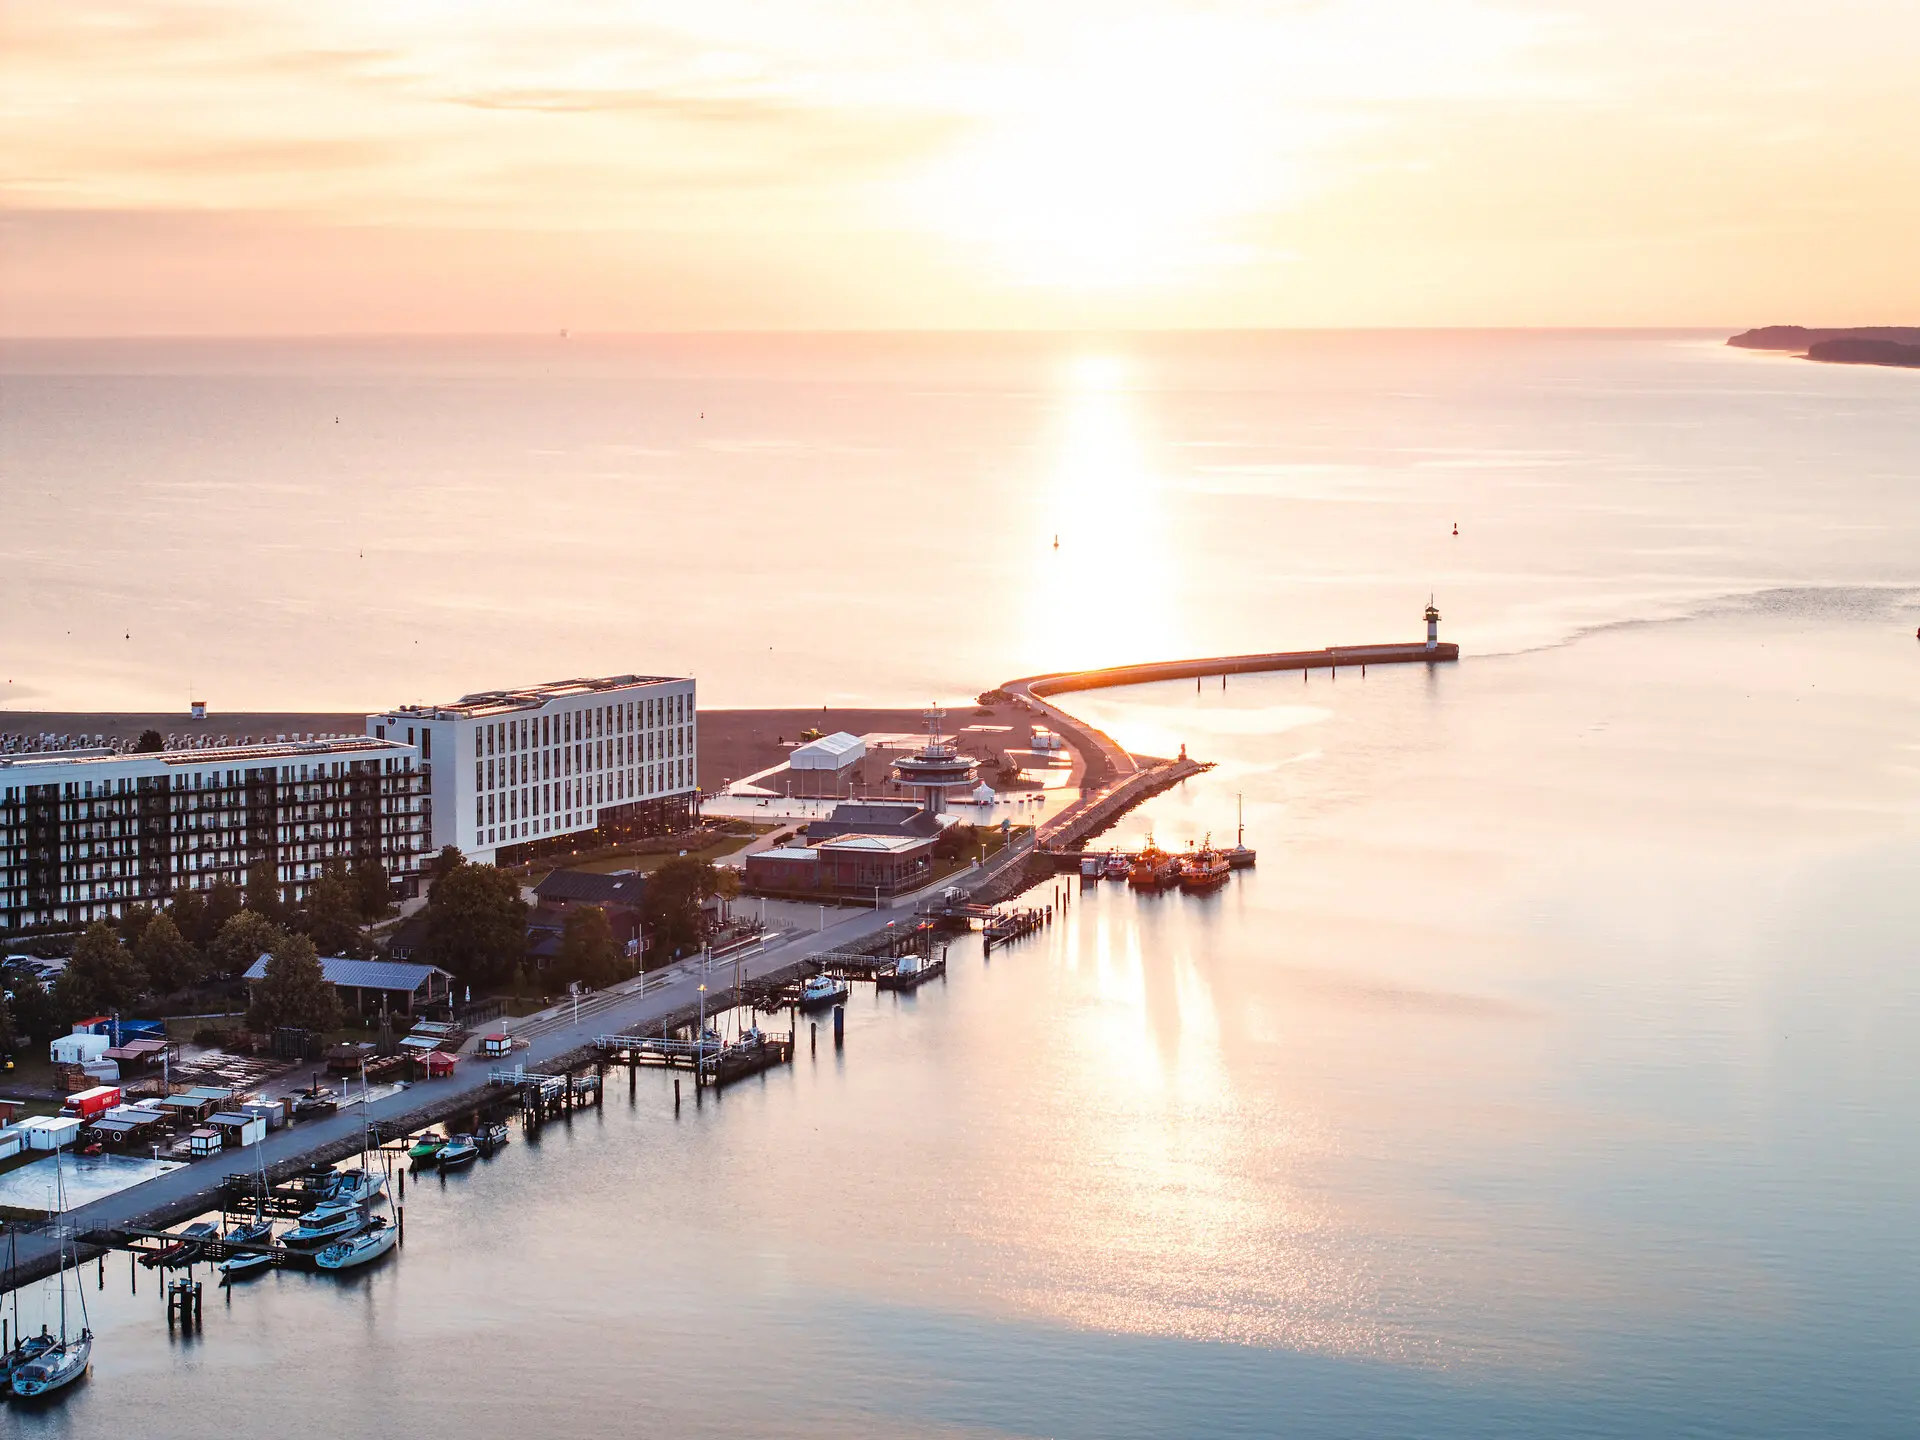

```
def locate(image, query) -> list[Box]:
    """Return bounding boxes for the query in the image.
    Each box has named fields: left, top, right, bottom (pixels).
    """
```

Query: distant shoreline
left=1728, top=326, right=1920, bottom=369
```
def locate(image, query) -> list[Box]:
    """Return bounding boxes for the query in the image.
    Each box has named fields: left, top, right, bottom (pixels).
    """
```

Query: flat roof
left=0, top=735, right=413, bottom=772
left=380, top=674, right=689, bottom=721
left=815, top=833, right=933, bottom=854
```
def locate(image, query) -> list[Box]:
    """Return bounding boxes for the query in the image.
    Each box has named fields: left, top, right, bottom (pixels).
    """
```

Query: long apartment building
left=368, top=674, right=697, bottom=867
left=0, top=736, right=426, bottom=934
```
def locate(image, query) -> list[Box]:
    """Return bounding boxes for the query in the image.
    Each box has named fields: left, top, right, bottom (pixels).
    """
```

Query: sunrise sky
left=4, top=0, right=1917, bottom=333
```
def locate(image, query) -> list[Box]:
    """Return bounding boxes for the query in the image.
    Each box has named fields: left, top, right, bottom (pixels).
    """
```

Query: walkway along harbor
left=2, top=631, right=1455, bottom=1294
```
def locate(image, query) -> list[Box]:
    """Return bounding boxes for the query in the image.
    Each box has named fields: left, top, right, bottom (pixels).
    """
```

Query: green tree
left=135, top=911, right=204, bottom=995
left=554, top=905, right=623, bottom=990
left=422, top=859, right=528, bottom=990
left=167, top=887, right=209, bottom=949
left=300, top=862, right=365, bottom=958
left=132, top=729, right=164, bottom=753
left=641, top=857, right=718, bottom=964
left=54, top=921, right=148, bottom=1015
left=353, top=860, right=393, bottom=922
left=116, top=902, right=157, bottom=949
left=201, top=879, right=244, bottom=941
left=425, top=845, right=464, bottom=892
left=933, top=823, right=983, bottom=863
left=248, top=932, right=342, bottom=1033
left=208, top=909, right=286, bottom=979
left=6, top=977, right=60, bottom=1048
left=245, top=857, right=285, bottom=924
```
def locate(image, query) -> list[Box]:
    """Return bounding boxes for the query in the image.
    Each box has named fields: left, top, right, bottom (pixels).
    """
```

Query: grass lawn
left=561, top=832, right=758, bottom=878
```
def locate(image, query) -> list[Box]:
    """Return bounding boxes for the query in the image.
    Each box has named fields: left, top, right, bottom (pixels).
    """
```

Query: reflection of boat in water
left=799, top=974, right=850, bottom=1012
left=437, top=1134, right=478, bottom=1168
left=315, top=1217, right=396, bottom=1272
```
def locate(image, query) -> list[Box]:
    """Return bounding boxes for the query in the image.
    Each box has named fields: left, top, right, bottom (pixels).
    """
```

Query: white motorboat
left=282, top=1201, right=368, bottom=1250
left=315, top=1217, right=397, bottom=1272
left=798, top=974, right=850, bottom=1012
left=329, top=1168, right=386, bottom=1206
left=437, top=1135, right=478, bottom=1168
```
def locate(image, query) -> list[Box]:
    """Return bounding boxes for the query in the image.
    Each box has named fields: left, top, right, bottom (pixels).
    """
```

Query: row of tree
left=0, top=859, right=391, bottom=1050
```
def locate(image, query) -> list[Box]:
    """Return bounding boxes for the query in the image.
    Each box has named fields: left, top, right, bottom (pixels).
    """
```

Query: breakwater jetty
left=1005, top=634, right=1457, bottom=852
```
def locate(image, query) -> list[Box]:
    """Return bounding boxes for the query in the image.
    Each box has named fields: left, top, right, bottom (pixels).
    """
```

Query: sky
left=2, top=0, right=1917, bottom=333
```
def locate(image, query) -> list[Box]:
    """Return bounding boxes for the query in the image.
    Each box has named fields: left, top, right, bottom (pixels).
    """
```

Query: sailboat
left=314, top=1214, right=397, bottom=1272
left=219, top=1138, right=277, bottom=1282
left=9, top=1153, right=91, bottom=1400
left=1, top=1228, right=59, bottom=1389
left=1226, top=793, right=1257, bottom=869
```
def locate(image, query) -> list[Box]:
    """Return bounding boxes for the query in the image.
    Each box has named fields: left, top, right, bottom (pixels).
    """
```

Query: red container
left=64, top=1084, right=123, bottom=1119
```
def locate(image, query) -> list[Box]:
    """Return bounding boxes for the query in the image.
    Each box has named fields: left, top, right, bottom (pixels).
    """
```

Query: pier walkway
left=1004, top=640, right=1457, bottom=844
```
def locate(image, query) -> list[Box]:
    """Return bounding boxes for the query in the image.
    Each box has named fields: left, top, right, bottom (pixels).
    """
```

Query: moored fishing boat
left=477, top=1121, right=511, bottom=1155
left=1129, top=836, right=1177, bottom=889
left=798, top=973, right=850, bottom=1012
left=314, top=1217, right=396, bottom=1272
left=1103, top=852, right=1131, bottom=881
left=1180, top=837, right=1231, bottom=893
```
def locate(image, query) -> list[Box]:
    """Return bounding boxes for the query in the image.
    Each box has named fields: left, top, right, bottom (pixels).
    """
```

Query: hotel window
left=475, top=731, right=483, bottom=758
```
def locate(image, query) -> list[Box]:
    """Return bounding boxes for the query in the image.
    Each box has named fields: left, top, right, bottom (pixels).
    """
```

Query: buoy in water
left=1452, top=522, right=1459, bottom=536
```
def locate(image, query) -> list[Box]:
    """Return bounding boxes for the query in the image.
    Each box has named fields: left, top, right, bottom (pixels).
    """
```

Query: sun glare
left=916, top=22, right=1273, bottom=288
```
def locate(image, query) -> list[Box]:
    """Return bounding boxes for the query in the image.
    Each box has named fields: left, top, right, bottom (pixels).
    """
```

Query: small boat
left=282, top=1201, right=369, bottom=1250
left=1227, top=793, right=1257, bottom=869
left=315, top=1217, right=397, bottom=1272
left=1103, top=853, right=1131, bottom=881
left=1129, top=836, right=1177, bottom=890
left=1180, top=837, right=1231, bottom=893
left=798, top=974, right=850, bottom=1012
left=437, top=1134, right=479, bottom=1168
left=218, top=1249, right=274, bottom=1282
left=407, top=1134, right=448, bottom=1166
left=149, top=1220, right=220, bottom=1269
left=11, top=1152, right=91, bottom=1400
left=293, top=1087, right=339, bottom=1119
left=1, top=1330, right=59, bottom=1389
left=330, top=1168, right=387, bottom=1206
left=10, top=1332, right=90, bottom=1399
left=477, top=1121, right=511, bottom=1155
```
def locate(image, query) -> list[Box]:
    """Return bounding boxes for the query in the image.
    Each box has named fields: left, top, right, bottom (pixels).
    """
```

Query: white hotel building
left=368, top=674, right=698, bottom=867
left=0, top=737, right=426, bottom=934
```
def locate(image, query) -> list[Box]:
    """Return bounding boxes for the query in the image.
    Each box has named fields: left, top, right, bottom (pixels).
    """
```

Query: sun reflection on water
left=1027, top=354, right=1184, bottom=669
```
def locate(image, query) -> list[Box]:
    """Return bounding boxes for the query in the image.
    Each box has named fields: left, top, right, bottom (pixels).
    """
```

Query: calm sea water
left=3, top=333, right=1918, bottom=1435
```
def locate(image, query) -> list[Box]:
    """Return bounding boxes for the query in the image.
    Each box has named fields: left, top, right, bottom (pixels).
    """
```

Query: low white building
left=369, top=674, right=698, bottom=867
left=790, top=732, right=865, bottom=771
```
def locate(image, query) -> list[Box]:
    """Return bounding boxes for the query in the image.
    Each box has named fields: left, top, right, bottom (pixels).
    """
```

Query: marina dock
left=5, top=632, right=1457, bottom=1295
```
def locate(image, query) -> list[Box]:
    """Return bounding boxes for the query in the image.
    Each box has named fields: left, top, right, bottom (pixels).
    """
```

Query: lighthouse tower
left=1424, top=597, right=1442, bottom=652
